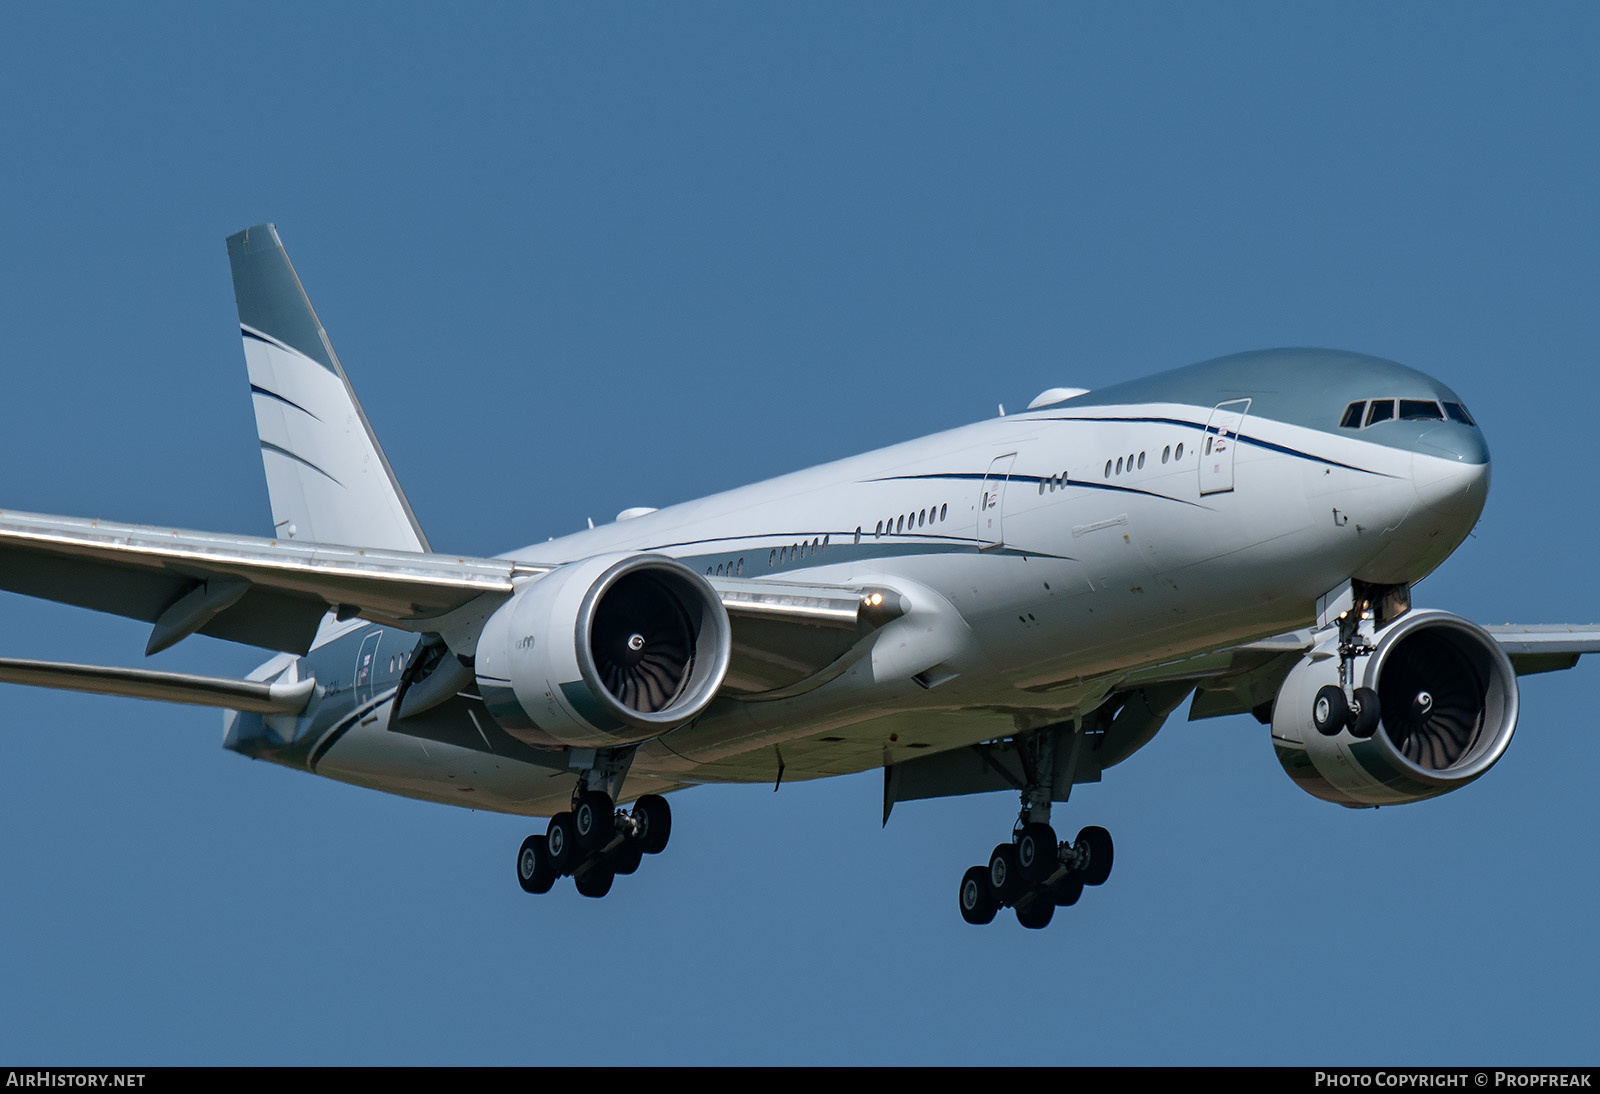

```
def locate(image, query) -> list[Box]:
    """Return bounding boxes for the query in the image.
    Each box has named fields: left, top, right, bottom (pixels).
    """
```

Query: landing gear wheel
left=546, top=811, right=577, bottom=875
left=633, top=794, right=672, bottom=855
left=574, top=865, right=614, bottom=899
left=988, top=843, right=1023, bottom=903
left=1016, top=898, right=1055, bottom=930
left=1075, top=825, right=1114, bottom=886
left=611, top=840, right=644, bottom=876
left=1052, top=876, right=1084, bottom=907
left=1313, top=685, right=1349, bottom=736
left=574, top=791, right=614, bottom=853
left=959, top=865, right=998, bottom=925
left=1349, top=686, right=1381, bottom=739
left=1016, top=823, right=1058, bottom=884
left=516, top=835, right=555, bottom=894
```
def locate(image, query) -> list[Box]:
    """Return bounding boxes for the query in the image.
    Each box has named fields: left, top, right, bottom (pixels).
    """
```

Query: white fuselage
left=288, top=369, right=1488, bottom=818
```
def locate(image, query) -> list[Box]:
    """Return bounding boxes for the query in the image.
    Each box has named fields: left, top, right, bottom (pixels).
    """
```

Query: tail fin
left=226, top=224, right=431, bottom=553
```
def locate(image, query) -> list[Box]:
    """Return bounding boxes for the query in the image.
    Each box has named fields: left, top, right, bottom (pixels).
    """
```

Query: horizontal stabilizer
left=0, top=657, right=315, bottom=714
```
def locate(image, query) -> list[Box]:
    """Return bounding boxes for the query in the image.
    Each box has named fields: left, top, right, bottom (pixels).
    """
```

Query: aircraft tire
left=959, top=866, right=998, bottom=925
left=1075, top=826, right=1114, bottom=886
left=634, top=794, right=672, bottom=855
left=1053, top=876, right=1084, bottom=907
left=1350, top=687, right=1381, bottom=739
left=1016, top=823, right=1057, bottom=883
left=574, top=865, right=615, bottom=899
left=574, top=791, right=613, bottom=853
left=1313, top=685, right=1349, bottom=736
left=1016, top=898, right=1055, bottom=930
left=517, top=835, right=556, bottom=894
left=612, top=840, right=644, bottom=876
left=989, top=843, right=1023, bottom=903
left=547, top=812, right=578, bottom=875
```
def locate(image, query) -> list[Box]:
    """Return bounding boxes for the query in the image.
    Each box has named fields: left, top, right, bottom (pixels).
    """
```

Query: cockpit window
left=1399, top=399, right=1445, bottom=421
left=1343, top=396, right=1475, bottom=430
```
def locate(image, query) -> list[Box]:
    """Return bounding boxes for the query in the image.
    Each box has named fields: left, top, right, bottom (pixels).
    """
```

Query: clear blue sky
left=2, top=4, right=1597, bottom=1065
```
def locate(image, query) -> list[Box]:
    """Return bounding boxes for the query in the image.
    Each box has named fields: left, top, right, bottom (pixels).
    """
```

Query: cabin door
left=978, top=453, right=1016, bottom=550
left=1199, top=399, right=1250, bottom=496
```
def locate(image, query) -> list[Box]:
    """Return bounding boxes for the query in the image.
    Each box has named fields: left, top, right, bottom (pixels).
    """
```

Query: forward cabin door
left=978, top=453, right=1016, bottom=550
left=1199, top=398, right=1250, bottom=496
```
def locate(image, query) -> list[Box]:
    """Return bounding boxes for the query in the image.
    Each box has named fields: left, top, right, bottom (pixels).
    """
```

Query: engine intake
left=475, top=554, right=732, bottom=748
left=1271, top=610, right=1518, bottom=807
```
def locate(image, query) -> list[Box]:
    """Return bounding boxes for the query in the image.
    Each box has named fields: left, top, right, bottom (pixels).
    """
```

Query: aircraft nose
left=1412, top=425, right=1490, bottom=536
left=1415, top=422, right=1490, bottom=467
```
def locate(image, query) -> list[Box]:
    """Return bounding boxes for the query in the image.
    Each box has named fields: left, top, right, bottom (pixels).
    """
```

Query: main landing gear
left=958, top=822, right=1114, bottom=929
left=956, top=729, right=1114, bottom=929
left=516, top=791, right=672, bottom=898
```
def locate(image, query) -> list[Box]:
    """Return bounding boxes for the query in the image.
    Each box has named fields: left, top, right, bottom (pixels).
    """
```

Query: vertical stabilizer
left=226, top=224, right=430, bottom=552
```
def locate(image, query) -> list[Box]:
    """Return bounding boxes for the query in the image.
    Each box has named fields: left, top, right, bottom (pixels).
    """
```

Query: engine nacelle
left=1272, top=610, right=1519, bottom=807
left=475, top=554, right=732, bottom=749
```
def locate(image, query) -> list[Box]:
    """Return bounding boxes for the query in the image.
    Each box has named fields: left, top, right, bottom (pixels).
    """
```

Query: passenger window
left=1340, top=402, right=1366, bottom=429
left=1116, top=457, right=1123, bottom=474
left=1137, top=452, right=1145, bottom=469
left=940, top=503, right=948, bottom=520
left=1399, top=399, right=1444, bottom=421
left=1175, top=442, right=1184, bottom=460
left=1104, top=460, right=1112, bottom=478
left=1365, top=400, right=1395, bottom=426
left=1162, top=446, right=1170, bottom=464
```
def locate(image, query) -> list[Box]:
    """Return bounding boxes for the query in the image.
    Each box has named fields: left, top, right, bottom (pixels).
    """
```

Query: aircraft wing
left=0, top=508, right=898, bottom=676
left=1185, top=623, right=1600, bottom=722
left=0, top=508, right=533, bottom=654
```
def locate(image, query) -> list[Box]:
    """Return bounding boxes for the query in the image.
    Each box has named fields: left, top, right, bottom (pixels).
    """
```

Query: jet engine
left=475, top=554, right=732, bottom=749
left=1271, top=610, right=1518, bottom=807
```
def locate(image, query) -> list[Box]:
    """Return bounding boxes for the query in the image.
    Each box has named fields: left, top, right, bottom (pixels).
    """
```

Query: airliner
left=0, top=224, right=1592, bottom=930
